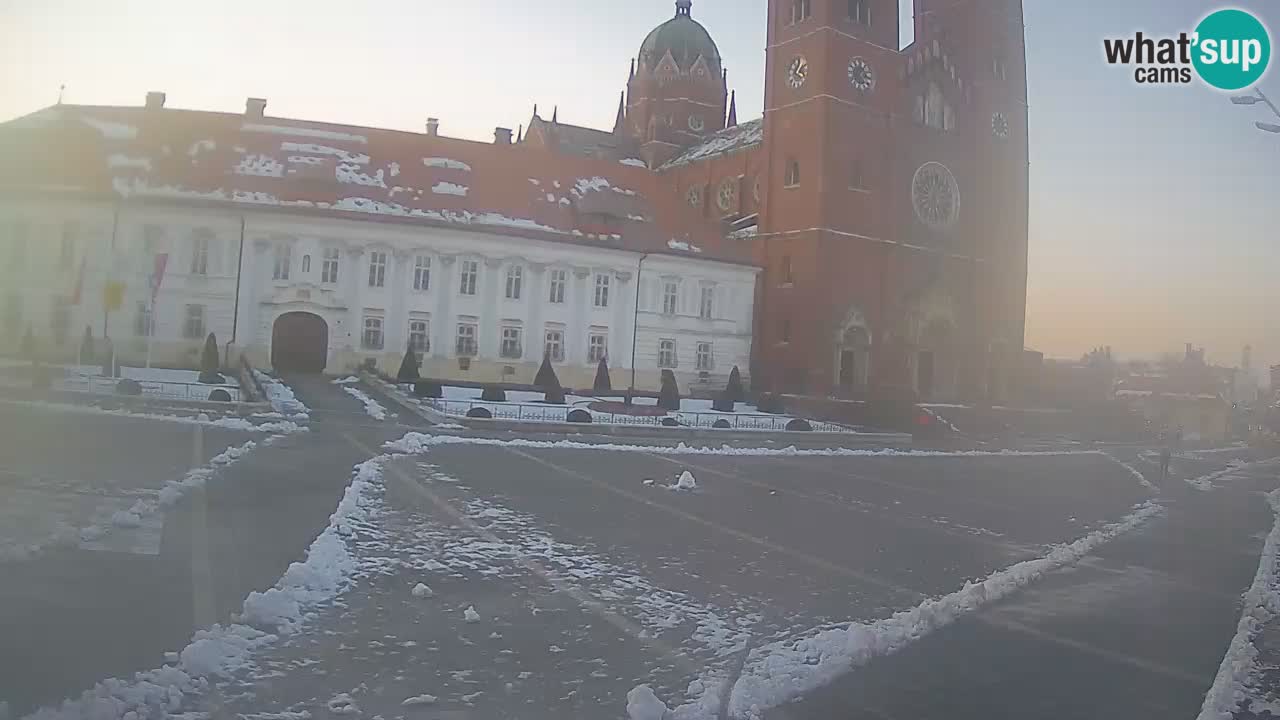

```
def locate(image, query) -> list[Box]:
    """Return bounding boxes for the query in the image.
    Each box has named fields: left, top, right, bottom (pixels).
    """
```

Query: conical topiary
left=397, top=343, right=421, bottom=383
left=21, top=326, right=35, bottom=360
left=658, top=369, right=680, bottom=411
left=534, top=352, right=558, bottom=389
left=593, top=356, right=612, bottom=394
left=80, top=326, right=94, bottom=366
left=725, top=365, right=744, bottom=403
left=199, top=333, right=224, bottom=384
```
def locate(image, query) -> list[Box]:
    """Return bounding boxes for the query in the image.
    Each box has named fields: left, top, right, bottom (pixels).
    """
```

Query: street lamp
left=1230, top=87, right=1280, bottom=133
left=1257, top=121, right=1280, bottom=134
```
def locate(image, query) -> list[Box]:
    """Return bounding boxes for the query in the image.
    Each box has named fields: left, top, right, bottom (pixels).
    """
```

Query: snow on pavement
left=1198, top=469, right=1280, bottom=719
left=341, top=386, right=387, bottom=421
left=0, top=398, right=304, bottom=434
left=252, top=370, right=310, bottom=421
left=660, top=498, right=1167, bottom=719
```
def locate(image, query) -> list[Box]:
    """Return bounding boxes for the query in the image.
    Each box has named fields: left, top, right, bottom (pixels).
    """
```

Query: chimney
left=245, top=97, right=267, bottom=119
left=426, top=118, right=440, bottom=136
left=493, top=127, right=513, bottom=145
left=145, top=91, right=166, bottom=110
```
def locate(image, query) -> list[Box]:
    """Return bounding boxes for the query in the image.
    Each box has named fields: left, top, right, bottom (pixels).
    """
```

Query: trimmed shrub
left=480, top=386, right=507, bottom=402
left=725, top=365, right=744, bottom=403
left=712, top=418, right=732, bottom=429
left=21, top=326, right=35, bottom=360
left=593, top=357, right=612, bottom=394
left=534, top=353, right=559, bottom=389
left=544, top=386, right=567, bottom=405
left=198, top=333, right=224, bottom=384
left=785, top=418, right=813, bottom=432
left=116, top=378, right=143, bottom=396
left=711, top=393, right=736, bottom=413
left=756, top=393, right=785, bottom=415
left=660, top=417, right=680, bottom=427
left=79, top=326, right=94, bottom=364
left=397, top=344, right=421, bottom=383
left=566, top=409, right=593, bottom=424
left=208, top=388, right=232, bottom=402
left=101, top=340, right=120, bottom=378
left=658, top=370, right=680, bottom=412
left=466, top=407, right=493, bottom=419
left=413, top=380, right=443, bottom=398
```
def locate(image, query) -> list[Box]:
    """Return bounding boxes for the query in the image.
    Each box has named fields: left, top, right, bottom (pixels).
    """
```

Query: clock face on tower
left=848, top=57, right=875, bottom=92
left=991, top=112, right=1010, bottom=139
left=911, top=162, right=960, bottom=230
left=786, top=56, right=809, bottom=89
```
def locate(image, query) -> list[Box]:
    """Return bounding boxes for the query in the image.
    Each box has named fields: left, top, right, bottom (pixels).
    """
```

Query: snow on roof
left=1, top=103, right=754, bottom=266
left=242, top=123, right=368, bottom=144
left=423, top=157, right=472, bottom=172
left=660, top=118, right=764, bottom=170
left=620, top=157, right=647, bottom=168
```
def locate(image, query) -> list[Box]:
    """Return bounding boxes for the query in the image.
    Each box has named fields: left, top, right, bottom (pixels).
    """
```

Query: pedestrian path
left=768, top=460, right=1280, bottom=720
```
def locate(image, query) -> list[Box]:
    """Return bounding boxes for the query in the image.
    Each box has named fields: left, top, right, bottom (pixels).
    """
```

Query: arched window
left=784, top=158, right=801, bottom=187
left=925, top=83, right=945, bottom=129
left=301, top=254, right=311, bottom=274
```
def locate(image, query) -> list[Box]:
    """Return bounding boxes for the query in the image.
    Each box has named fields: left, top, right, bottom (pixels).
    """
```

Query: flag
left=70, top=257, right=85, bottom=305
left=150, top=253, right=169, bottom=304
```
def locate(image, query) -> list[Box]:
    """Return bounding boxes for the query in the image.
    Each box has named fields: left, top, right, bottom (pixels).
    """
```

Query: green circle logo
left=1192, top=9, right=1271, bottom=90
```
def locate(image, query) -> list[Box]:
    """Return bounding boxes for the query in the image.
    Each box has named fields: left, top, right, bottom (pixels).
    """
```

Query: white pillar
left=435, top=255, right=456, bottom=358
left=570, top=267, right=591, bottom=367
left=481, top=257, right=504, bottom=359
left=527, top=263, right=547, bottom=361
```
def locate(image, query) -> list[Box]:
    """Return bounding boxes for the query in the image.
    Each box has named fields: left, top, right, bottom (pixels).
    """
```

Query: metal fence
left=59, top=375, right=242, bottom=402
left=424, top=398, right=851, bottom=433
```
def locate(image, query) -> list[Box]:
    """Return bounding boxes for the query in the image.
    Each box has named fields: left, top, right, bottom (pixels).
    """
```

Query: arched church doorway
left=271, top=312, right=328, bottom=373
left=837, top=325, right=871, bottom=394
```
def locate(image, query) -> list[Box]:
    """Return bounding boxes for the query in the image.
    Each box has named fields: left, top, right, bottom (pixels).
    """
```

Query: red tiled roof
left=0, top=104, right=752, bottom=266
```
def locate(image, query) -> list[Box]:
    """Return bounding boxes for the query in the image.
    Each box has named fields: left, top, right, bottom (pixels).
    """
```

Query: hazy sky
left=2, top=0, right=1277, bottom=371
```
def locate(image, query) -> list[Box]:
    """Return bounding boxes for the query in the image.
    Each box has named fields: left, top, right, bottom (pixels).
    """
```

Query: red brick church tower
left=752, top=0, right=1029, bottom=401
left=528, top=0, right=1029, bottom=402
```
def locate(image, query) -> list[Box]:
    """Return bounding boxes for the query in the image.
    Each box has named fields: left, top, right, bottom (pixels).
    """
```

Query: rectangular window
left=782, top=255, right=793, bottom=284
left=663, top=281, right=679, bottom=315
left=500, top=326, right=523, bottom=359
left=696, top=342, right=713, bottom=371
left=368, top=251, right=387, bottom=288
left=850, top=158, right=865, bottom=190
left=362, top=316, right=384, bottom=350
left=544, top=329, right=565, bottom=362
left=459, top=260, right=479, bottom=296
left=658, top=339, right=678, bottom=368
left=456, top=323, right=478, bottom=356
left=60, top=221, right=78, bottom=270
left=505, top=265, right=523, bottom=300
left=699, top=286, right=714, bottom=320
left=791, top=0, right=811, bottom=23
left=785, top=159, right=801, bottom=188
left=183, top=304, right=206, bottom=339
left=273, top=243, right=291, bottom=281
left=301, top=254, right=311, bottom=274
left=190, top=234, right=209, bottom=276
left=4, top=293, right=22, bottom=337
left=322, top=248, right=340, bottom=284
left=135, top=301, right=154, bottom=337
left=548, top=269, right=567, bottom=304
left=588, top=333, right=608, bottom=364
left=413, top=255, right=431, bottom=291
left=593, top=273, right=610, bottom=308
left=409, top=319, right=430, bottom=354
left=781, top=317, right=792, bottom=343
left=849, top=0, right=871, bottom=25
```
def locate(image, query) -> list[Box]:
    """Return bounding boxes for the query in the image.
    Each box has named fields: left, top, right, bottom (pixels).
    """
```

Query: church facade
left=0, top=0, right=1027, bottom=401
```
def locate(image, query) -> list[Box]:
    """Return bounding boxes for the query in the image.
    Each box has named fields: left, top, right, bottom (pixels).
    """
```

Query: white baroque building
left=0, top=99, right=758, bottom=392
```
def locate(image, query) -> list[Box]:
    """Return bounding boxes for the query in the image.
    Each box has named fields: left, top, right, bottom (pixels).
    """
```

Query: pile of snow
left=240, top=456, right=385, bottom=633
left=698, top=499, right=1164, bottom=717
left=253, top=370, right=310, bottom=420
left=243, top=123, right=369, bottom=144
left=331, top=376, right=360, bottom=385
left=109, top=506, right=144, bottom=529
left=1198, top=489, right=1280, bottom=720
left=401, top=695, right=438, bottom=707
left=411, top=583, right=434, bottom=598
left=342, top=386, right=387, bottom=421
left=326, top=694, right=359, bottom=716
left=1105, top=454, right=1156, bottom=492
left=432, top=181, right=468, bottom=196
left=627, top=685, right=669, bottom=720
left=463, top=605, right=481, bottom=623
left=386, top=432, right=1104, bottom=460
left=674, top=471, right=697, bottom=491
